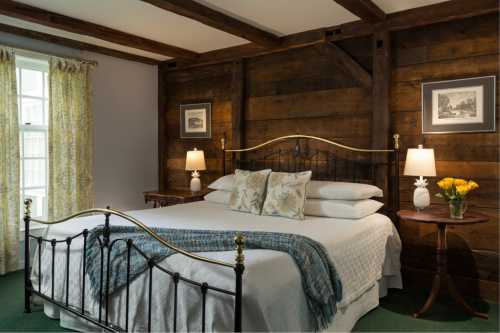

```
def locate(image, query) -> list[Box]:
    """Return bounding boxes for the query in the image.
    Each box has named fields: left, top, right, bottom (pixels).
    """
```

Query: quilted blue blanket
left=85, top=225, right=342, bottom=330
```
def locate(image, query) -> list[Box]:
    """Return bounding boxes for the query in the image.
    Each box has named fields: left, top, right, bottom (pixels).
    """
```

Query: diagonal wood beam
left=140, top=0, right=280, bottom=47
left=0, top=0, right=198, bottom=59
left=0, top=23, right=160, bottom=65
left=320, top=42, right=372, bottom=87
left=334, top=0, right=386, bottom=23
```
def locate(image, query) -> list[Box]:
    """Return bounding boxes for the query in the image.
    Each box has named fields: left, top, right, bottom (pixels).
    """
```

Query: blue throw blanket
left=85, top=225, right=342, bottom=330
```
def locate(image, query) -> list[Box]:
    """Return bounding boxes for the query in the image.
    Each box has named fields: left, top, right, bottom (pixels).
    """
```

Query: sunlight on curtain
left=0, top=48, right=20, bottom=275
left=48, top=57, right=94, bottom=220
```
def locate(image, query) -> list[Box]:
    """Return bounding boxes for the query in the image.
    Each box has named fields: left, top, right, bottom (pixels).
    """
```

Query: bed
left=23, top=134, right=402, bottom=332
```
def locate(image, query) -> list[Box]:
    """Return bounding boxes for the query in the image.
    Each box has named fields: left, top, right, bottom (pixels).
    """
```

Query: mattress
left=31, top=200, right=402, bottom=332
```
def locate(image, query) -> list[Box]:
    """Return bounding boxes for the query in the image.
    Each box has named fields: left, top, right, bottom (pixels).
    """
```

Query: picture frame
left=421, top=76, right=496, bottom=134
left=179, top=102, right=212, bottom=139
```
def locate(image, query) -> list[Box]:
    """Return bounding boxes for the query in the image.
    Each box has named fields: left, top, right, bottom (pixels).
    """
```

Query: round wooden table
left=397, top=209, right=489, bottom=319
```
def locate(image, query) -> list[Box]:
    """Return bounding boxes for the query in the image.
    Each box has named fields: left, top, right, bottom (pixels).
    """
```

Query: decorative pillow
left=306, top=181, right=383, bottom=200
left=208, top=174, right=234, bottom=191
left=229, top=169, right=271, bottom=215
left=204, top=190, right=231, bottom=205
left=304, top=199, right=384, bottom=219
left=262, top=171, right=312, bottom=220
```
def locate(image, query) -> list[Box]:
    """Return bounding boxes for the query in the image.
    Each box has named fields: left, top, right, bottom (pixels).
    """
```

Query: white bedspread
left=31, top=200, right=401, bottom=332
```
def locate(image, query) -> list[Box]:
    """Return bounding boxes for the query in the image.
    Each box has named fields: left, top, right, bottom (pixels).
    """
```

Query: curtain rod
left=0, top=42, right=98, bottom=66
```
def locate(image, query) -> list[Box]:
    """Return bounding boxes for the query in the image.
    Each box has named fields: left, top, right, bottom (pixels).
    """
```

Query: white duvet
left=31, top=200, right=401, bottom=332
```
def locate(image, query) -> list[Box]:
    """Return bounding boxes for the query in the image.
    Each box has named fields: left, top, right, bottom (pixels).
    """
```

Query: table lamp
left=404, top=144, right=436, bottom=211
left=185, top=148, right=206, bottom=192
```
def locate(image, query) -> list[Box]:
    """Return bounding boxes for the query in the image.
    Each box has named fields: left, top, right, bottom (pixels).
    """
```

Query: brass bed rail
left=23, top=199, right=245, bottom=332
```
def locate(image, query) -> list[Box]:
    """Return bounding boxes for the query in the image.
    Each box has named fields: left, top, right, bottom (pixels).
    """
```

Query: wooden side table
left=143, top=188, right=210, bottom=208
left=397, top=209, right=489, bottom=319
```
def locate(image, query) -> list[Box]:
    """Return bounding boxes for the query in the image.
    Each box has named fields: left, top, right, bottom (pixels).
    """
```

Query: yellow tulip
left=454, top=178, right=467, bottom=186
left=468, top=180, right=479, bottom=190
left=437, top=177, right=454, bottom=190
left=456, top=184, right=470, bottom=196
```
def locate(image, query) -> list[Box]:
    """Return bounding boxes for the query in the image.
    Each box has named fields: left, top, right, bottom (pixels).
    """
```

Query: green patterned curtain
left=48, top=57, right=94, bottom=220
left=0, top=48, right=20, bottom=275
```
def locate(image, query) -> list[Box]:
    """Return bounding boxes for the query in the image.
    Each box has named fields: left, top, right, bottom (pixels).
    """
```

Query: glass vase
left=449, top=201, right=466, bottom=219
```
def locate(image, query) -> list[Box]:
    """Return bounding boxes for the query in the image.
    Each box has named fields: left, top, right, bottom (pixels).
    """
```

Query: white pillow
left=204, top=190, right=231, bottom=205
left=306, top=181, right=383, bottom=200
left=304, top=199, right=384, bottom=219
left=208, top=174, right=234, bottom=191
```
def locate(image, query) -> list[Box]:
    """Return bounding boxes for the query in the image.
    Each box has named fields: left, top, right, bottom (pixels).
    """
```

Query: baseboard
left=402, top=266, right=499, bottom=303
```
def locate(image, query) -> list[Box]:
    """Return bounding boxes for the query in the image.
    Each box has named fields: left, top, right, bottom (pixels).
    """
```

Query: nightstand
left=397, top=209, right=489, bottom=319
left=143, top=188, right=210, bottom=208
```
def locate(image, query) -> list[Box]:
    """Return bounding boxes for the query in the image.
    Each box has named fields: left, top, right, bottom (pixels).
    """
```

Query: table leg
left=446, top=275, right=488, bottom=319
left=414, top=274, right=441, bottom=318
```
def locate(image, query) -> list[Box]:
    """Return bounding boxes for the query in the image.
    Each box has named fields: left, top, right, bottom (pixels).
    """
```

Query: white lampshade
left=404, top=145, right=436, bottom=177
left=185, top=148, right=206, bottom=171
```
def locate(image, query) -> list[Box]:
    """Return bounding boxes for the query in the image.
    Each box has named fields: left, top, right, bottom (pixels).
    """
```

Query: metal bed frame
left=23, top=133, right=400, bottom=332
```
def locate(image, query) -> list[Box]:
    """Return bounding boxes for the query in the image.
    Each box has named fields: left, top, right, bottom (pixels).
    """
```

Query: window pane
left=21, top=68, right=43, bottom=97
left=23, top=131, right=46, bottom=158
left=24, top=188, right=46, bottom=218
left=21, top=97, right=44, bottom=125
left=23, top=159, right=46, bottom=188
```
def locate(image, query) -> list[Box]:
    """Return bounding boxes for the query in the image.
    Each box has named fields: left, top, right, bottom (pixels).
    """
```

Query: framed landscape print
left=180, top=102, right=212, bottom=139
left=421, top=76, right=496, bottom=134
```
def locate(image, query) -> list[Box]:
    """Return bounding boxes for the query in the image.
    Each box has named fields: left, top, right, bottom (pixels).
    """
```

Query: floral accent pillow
left=229, top=169, right=272, bottom=215
left=262, top=171, right=312, bottom=220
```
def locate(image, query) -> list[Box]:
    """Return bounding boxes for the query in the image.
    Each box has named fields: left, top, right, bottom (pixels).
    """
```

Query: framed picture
left=180, top=102, right=212, bottom=139
left=421, top=76, right=496, bottom=134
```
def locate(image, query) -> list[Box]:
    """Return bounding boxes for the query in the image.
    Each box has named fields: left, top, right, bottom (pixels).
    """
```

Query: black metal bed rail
left=23, top=201, right=245, bottom=332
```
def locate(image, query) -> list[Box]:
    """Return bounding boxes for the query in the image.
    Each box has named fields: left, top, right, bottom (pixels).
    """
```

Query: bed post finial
left=234, top=233, right=245, bottom=265
left=24, top=198, right=32, bottom=220
left=393, top=133, right=400, bottom=150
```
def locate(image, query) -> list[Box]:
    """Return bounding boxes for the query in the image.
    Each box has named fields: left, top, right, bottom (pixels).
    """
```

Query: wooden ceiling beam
left=140, top=0, right=280, bottom=47
left=0, top=23, right=160, bottom=65
left=0, top=0, right=198, bottom=59
left=333, top=0, right=386, bottom=23
left=381, top=0, right=499, bottom=32
left=165, top=20, right=374, bottom=70
left=163, top=0, right=498, bottom=70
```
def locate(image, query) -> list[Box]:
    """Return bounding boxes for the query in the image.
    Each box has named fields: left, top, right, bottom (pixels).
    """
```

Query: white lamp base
left=190, top=170, right=201, bottom=192
left=413, top=177, right=430, bottom=211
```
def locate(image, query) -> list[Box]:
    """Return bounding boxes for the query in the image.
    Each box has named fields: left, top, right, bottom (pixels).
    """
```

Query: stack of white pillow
left=205, top=173, right=384, bottom=220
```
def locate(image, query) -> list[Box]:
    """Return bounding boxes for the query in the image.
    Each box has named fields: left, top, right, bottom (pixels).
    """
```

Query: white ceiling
left=0, top=0, right=448, bottom=62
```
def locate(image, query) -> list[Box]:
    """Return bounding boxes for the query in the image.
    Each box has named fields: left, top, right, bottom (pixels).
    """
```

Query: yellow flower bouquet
left=436, top=177, right=479, bottom=219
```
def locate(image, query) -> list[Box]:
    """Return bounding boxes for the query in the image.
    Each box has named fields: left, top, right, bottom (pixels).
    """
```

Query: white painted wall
left=84, top=51, right=158, bottom=210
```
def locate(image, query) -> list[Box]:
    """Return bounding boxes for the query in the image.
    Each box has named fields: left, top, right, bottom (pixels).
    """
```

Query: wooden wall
left=159, top=14, right=499, bottom=300
left=392, top=13, right=499, bottom=300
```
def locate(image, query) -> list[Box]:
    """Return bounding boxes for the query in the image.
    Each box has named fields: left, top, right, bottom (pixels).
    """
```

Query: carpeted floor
left=1, top=270, right=498, bottom=332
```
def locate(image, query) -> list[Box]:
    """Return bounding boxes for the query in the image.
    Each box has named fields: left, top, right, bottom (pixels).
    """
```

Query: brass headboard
left=220, top=134, right=401, bottom=220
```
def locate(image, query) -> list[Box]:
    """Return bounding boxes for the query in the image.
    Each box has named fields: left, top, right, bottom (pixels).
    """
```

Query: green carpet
left=1, top=270, right=498, bottom=332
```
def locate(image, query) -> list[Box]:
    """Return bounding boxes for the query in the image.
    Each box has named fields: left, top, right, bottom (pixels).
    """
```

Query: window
left=16, top=55, right=49, bottom=220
